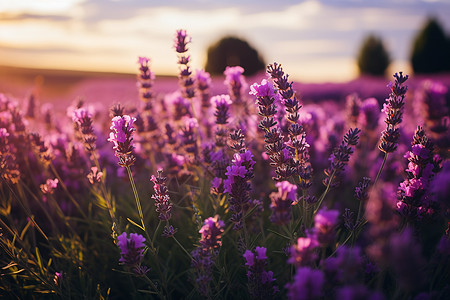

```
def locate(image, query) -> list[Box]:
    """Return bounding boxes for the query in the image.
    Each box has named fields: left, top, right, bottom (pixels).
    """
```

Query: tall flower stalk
left=376, top=72, right=409, bottom=184
left=174, top=29, right=196, bottom=118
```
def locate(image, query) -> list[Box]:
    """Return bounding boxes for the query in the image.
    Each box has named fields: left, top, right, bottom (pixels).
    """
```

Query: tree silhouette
left=357, top=34, right=391, bottom=76
left=205, top=36, right=265, bottom=76
left=411, top=17, right=450, bottom=74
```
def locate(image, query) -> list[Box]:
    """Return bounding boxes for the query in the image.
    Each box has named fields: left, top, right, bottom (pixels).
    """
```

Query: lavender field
left=1, top=30, right=449, bottom=299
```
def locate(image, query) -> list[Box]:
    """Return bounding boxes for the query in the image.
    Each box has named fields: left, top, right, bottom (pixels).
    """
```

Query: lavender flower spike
left=108, top=115, right=137, bottom=167
left=269, top=181, right=297, bottom=225
left=379, top=72, right=408, bottom=154
left=117, top=232, right=149, bottom=276
left=243, top=246, right=278, bottom=298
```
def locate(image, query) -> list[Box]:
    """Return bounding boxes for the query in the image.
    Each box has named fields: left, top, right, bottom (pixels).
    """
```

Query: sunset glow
left=0, top=0, right=449, bottom=82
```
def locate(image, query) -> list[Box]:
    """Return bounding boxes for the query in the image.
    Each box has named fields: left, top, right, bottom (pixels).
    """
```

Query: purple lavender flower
left=396, top=126, right=441, bottom=222
left=323, top=127, right=361, bottom=188
left=269, top=181, right=297, bottom=225
left=358, top=97, right=380, bottom=132
left=199, top=215, right=225, bottom=251
left=117, top=232, right=149, bottom=275
left=346, top=93, right=361, bottom=127
left=379, top=72, right=408, bottom=154
left=108, top=115, right=137, bottom=167
left=0, top=127, right=20, bottom=184
left=243, top=246, right=278, bottom=298
left=211, top=94, right=232, bottom=125
left=336, top=285, right=385, bottom=300
left=191, top=248, right=214, bottom=297
left=388, top=228, right=426, bottom=293
left=174, top=30, right=195, bottom=100
left=250, top=79, right=276, bottom=99
left=174, top=29, right=190, bottom=53
left=72, top=107, right=97, bottom=151
left=251, top=78, right=295, bottom=180
left=195, top=69, right=212, bottom=108
left=288, top=236, right=319, bottom=267
left=40, top=178, right=59, bottom=195
left=286, top=267, right=324, bottom=300
left=413, top=80, right=449, bottom=150
left=355, top=177, right=371, bottom=202
left=323, top=246, right=362, bottom=284
left=190, top=215, right=224, bottom=297
left=313, top=208, right=340, bottom=247
left=150, top=170, right=174, bottom=223
left=211, top=94, right=232, bottom=147
left=87, top=166, right=103, bottom=184
left=224, top=66, right=248, bottom=102
left=224, top=149, right=256, bottom=230
left=137, top=56, right=155, bottom=105
left=180, top=117, right=199, bottom=159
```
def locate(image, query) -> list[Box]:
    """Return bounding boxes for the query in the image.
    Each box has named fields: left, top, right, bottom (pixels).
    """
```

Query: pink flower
left=249, top=79, right=276, bottom=99
left=288, top=236, right=319, bottom=266
left=211, top=94, right=232, bottom=108
left=138, top=56, right=150, bottom=66
left=40, top=178, right=59, bottom=195
left=199, top=216, right=225, bottom=250
left=87, top=166, right=103, bottom=184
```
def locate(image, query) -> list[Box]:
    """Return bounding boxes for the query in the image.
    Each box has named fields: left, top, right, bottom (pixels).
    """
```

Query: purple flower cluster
left=72, top=107, right=97, bottom=152
left=289, top=207, right=339, bottom=266
left=413, top=80, right=449, bottom=149
left=180, top=117, right=199, bottom=159
left=313, top=207, right=340, bottom=247
left=190, top=216, right=224, bottom=297
left=243, top=246, right=278, bottom=298
left=211, top=94, right=232, bottom=147
left=137, top=56, right=155, bottom=105
left=269, top=180, right=297, bottom=225
left=224, top=66, right=248, bottom=103
left=117, top=232, right=149, bottom=275
left=0, top=127, right=20, bottom=184
left=199, top=215, right=225, bottom=251
left=323, top=127, right=361, bottom=187
left=150, top=170, right=175, bottom=228
left=251, top=79, right=294, bottom=180
left=286, top=267, right=324, bottom=300
left=108, top=115, right=137, bottom=167
left=195, top=69, right=212, bottom=109
left=268, top=63, right=313, bottom=190
left=396, top=126, right=441, bottom=221
left=224, top=149, right=256, bottom=230
left=175, top=29, right=195, bottom=100
left=379, top=72, right=408, bottom=154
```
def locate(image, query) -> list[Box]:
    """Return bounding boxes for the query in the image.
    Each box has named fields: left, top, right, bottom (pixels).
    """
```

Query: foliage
left=357, top=34, right=391, bottom=76
left=205, top=36, right=266, bottom=76
left=411, top=17, right=450, bottom=74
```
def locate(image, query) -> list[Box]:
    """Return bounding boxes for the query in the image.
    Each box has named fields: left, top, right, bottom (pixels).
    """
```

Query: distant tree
left=411, top=17, right=450, bottom=74
left=357, top=34, right=391, bottom=76
left=205, top=36, right=265, bottom=76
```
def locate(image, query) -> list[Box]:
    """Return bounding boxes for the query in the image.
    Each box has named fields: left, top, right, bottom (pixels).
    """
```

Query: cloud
left=0, top=13, right=72, bottom=22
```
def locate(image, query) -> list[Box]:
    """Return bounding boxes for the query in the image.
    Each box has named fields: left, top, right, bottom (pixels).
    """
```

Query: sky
left=0, top=0, right=449, bottom=82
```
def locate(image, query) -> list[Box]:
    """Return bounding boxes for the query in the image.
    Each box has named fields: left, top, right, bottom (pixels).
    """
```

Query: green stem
left=152, top=220, right=162, bottom=245
left=313, top=169, right=337, bottom=216
left=374, top=152, right=388, bottom=186
left=125, top=166, right=146, bottom=231
left=172, top=235, right=193, bottom=260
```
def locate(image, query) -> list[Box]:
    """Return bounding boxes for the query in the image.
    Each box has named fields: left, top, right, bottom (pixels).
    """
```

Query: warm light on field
left=0, top=0, right=449, bottom=82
